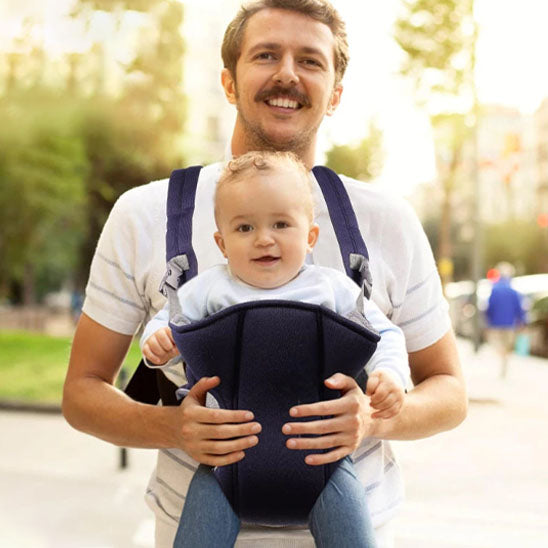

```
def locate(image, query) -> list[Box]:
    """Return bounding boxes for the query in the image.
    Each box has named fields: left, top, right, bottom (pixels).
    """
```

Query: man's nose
left=272, top=55, right=299, bottom=86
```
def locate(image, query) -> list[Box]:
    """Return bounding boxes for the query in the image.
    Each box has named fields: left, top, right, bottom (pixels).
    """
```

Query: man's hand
left=366, top=370, right=405, bottom=419
left=282, top=373, right=374, bottom=466
left=176, top=376, right=262, bottom=466
left=142, top=327, right=179, bottom=365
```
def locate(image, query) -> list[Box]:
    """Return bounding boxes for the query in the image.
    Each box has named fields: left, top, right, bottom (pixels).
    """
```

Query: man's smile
left=255, top=86, right=309, bottom=110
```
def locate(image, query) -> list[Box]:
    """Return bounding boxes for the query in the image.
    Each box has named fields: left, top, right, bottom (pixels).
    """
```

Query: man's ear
left=307, top=224, right=320, bottom=252
left=214, top=231, right=228, bottom=258
left=326, top=83, right=343, bottom=116
left=221, top=68, right=237, bottom=105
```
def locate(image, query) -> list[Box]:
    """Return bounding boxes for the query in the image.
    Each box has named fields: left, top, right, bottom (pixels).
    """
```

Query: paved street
left=1, top=339, right=547, bottom=547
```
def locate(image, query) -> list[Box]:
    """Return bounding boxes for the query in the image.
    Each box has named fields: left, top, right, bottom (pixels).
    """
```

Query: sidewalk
left=1, top=339, right=547, bottom=547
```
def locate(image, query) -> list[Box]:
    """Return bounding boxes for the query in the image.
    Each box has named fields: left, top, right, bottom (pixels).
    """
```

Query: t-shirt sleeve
left=382, top=199, right=451, bottom=352
left=82, top=190, right=151, bottom=335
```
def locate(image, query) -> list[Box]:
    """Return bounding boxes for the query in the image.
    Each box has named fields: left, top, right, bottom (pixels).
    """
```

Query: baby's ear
left=214, top=231, right=228, bottom=258
left=307, top=223, right=320, bottom=252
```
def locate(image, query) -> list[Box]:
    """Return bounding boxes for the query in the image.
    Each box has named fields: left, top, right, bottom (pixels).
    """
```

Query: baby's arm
left=140, top=305, right=179, bottom=366
left=363, top=299, right=410, bottom=419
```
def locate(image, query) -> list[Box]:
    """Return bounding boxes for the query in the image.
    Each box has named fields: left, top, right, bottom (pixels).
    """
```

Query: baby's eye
left=273, top=221, right=289, bottom=229
left=237, top=224, right=253, bottom=233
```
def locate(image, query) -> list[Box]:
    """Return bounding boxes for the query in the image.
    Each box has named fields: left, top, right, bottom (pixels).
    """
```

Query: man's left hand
left=282, top=373, right=375, bottom=465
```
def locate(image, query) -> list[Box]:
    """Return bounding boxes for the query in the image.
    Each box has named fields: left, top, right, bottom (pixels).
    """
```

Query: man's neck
left=230, top=128, right=317, bottom=170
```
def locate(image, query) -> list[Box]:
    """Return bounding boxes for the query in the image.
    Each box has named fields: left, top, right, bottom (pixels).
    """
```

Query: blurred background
left=0, top=1, right=547, bottom=546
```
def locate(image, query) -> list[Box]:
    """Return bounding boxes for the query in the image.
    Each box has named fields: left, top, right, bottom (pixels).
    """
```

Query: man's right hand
left=176, top=376, right=262, bottom=466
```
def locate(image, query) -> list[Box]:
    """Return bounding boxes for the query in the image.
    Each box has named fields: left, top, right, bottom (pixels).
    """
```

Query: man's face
left=214, top=167, right=319, bottom=289
left=222, top=8, right=342, bottom=157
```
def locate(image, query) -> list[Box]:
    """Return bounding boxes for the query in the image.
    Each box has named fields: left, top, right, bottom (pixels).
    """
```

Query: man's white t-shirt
left=83, top=162, right=451, bottom=546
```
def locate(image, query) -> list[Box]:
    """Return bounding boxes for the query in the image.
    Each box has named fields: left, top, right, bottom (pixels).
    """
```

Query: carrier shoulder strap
left=124, top=167, right=202, bottom=404
left=312, top=166, right=373, bottom=300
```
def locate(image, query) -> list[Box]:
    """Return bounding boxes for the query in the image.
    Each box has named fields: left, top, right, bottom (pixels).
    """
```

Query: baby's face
left=214, top=167, right=319, bottom=289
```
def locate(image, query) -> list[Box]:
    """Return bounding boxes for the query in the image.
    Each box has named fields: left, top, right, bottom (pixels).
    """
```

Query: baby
left=141, top=151, right=409, bottom=547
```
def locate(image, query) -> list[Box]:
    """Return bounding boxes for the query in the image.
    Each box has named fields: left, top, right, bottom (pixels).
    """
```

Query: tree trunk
left=22, top=262, right=36, bottom=306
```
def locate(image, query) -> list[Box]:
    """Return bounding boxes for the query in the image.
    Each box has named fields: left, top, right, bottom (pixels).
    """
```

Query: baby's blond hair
left=215, top=151, right=315, bottom=224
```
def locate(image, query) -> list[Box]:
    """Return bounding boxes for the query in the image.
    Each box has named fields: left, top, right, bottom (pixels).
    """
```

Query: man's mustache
left=254, top=86, right=310, bottom=107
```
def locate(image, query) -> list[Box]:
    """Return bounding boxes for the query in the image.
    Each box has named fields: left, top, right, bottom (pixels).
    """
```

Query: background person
left=486, top=262, right=526, bottom=378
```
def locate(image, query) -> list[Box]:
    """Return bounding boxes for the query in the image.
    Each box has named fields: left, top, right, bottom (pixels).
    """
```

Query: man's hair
left=215, top=151, right=315, bottom=223
left=221, top=0, right=349, bottom=85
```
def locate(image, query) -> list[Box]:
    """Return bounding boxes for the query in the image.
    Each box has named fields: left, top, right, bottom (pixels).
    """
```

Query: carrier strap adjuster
left=349, top=253, right=373, bottom=300
left=159, top=254, right=190, bottom=296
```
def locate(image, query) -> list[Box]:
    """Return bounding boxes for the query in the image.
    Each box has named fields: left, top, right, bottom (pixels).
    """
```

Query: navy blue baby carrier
left=126, top=166, right=380, bottom=526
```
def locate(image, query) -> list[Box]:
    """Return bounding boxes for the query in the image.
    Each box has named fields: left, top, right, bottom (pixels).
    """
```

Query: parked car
left=445, top=274, right=548, bottom=357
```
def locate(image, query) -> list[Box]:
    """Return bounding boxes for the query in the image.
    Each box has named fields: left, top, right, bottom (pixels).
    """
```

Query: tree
left=325, top=123, right=383, bottom=182
left=0, top=91, right=88, bottom=304
left=394, top=0, right=476, bottom=286
left=0, top=1, right=187, bottom=301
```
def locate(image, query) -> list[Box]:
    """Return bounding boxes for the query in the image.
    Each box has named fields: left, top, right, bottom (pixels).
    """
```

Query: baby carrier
left=126, top=165, right=380, bottom=526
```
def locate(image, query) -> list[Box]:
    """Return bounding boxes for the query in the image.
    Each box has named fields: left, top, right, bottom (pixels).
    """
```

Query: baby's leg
left=173, top=464, right=240, bottom=548
left=308, top=457, right=377, bottom=548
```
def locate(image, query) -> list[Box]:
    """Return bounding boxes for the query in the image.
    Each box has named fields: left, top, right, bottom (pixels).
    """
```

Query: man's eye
left=302, top=58, right=322, bottom=68
left=273, top=221, right=289, bottom=229
left=237, top=224, right=253, bottom=232
left=256, top=52, right=275, bottom=61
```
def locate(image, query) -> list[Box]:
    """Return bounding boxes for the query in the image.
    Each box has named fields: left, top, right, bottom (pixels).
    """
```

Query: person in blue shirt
left=486, top=262, right=526, bottom=378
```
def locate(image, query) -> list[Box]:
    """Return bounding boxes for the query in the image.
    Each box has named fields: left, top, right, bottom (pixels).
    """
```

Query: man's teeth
left=267, top=97, right=299, bottom=109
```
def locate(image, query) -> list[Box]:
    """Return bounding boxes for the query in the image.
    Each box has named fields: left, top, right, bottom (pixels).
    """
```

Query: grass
left=0, top=330, right=142, bottom=404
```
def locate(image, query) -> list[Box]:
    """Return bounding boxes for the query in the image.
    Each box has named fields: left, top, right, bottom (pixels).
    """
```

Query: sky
left=2, top=0, right=548, bottom=195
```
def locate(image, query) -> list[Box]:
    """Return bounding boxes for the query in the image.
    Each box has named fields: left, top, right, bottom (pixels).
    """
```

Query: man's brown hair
left=221, top=0, right=349, bottom=85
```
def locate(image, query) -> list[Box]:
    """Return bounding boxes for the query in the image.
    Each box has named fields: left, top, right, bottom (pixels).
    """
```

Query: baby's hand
left=365, top=370, right=405, bottom=419
left=142, top=327, right=179, bottom=366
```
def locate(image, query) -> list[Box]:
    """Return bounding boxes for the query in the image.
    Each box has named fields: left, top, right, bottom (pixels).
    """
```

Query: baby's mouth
left=253, top=255, right=280, bottom=264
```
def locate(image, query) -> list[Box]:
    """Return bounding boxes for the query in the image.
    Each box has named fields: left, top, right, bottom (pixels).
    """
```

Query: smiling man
left=63, top=2, right=467, bottom=547
left=222, top=6, right=343, bottom=161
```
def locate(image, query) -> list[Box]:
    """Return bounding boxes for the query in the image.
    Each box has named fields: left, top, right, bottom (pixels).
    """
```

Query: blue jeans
left=173, top=456, right=377, bottom=548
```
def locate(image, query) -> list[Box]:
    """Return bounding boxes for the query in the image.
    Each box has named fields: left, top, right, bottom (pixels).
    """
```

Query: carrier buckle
left=349, top=253, right=373, bottom=299
left=159, top=255, right=190, bottom=296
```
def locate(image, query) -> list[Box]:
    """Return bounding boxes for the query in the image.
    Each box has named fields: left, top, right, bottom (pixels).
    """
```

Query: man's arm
left=282, top=330, right=467, bottom=464
left=374, top=329, right=467, bottom=439
left=63, top=313, right=261, bottom=464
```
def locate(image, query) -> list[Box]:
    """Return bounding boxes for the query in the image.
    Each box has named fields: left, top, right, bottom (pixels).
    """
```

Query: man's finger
left=282, top=417, right=344, bottom=436
left=189, top=401, right=255, bottom=424
left=303, top=447, right=349, bottom=466
left=186, top=376, right=221, bottom=406
left=202, top=435, right=259, bottom=454
left=324, top=373, right=359, bottom=393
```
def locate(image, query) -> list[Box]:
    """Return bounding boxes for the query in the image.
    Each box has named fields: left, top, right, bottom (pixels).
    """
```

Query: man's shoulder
left=337, top=173, right=413, bottom=217
left=114, top=178, right=169, bottom=215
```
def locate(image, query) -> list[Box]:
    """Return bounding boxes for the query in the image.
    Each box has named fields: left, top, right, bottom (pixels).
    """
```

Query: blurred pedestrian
left=486, top=262, right=526, bottom=378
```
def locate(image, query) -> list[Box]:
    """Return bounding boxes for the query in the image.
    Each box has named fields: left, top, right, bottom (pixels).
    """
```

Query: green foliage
left=0, top=330, right=142, bottom=403
left=325, top=124, right=383, bottom=181
left=422, top=213, right=548, bottom=280
left=0, top=91, right=88, bottom=302
left=484, top=221, right=548, bottom=275
left=395, top=0, right=475, bottom=105
left=0, top=1, right=187, bottom=300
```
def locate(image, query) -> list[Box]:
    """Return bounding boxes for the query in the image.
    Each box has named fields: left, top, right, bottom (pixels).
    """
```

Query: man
left=63, top=1, right=467, bottom=546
